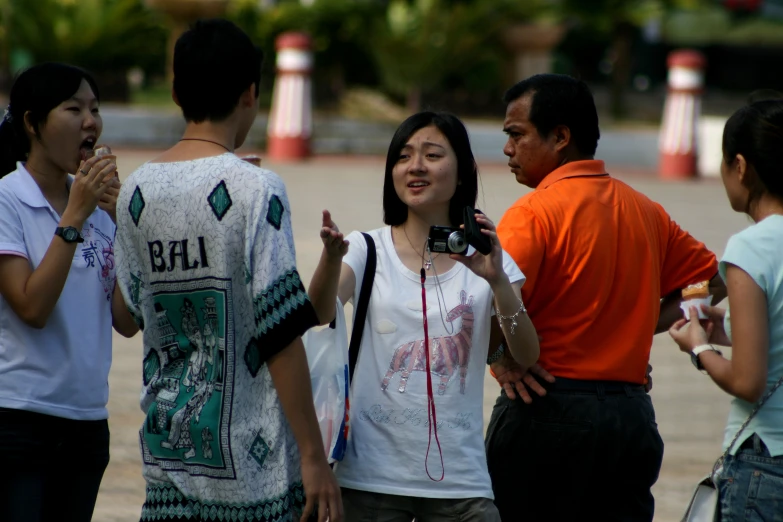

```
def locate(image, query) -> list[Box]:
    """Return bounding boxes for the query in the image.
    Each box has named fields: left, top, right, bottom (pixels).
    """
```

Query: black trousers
left=485, top=378, right=664, bottom=522
left=0, top=407, right=110, bottom=522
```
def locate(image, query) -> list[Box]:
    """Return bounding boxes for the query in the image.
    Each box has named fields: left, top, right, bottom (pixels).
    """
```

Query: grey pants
left=342, top=488, right=501, bottom=522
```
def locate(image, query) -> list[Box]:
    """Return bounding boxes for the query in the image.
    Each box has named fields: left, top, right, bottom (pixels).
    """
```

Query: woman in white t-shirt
left=0, top=63, right=138, bottom=522
left=308, top=111, right=540, bottom=521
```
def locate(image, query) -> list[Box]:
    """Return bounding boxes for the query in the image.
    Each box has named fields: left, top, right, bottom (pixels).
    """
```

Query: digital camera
left=427, top=207, right=492, bottom=255
left=428, top=225, right=468, bottom=254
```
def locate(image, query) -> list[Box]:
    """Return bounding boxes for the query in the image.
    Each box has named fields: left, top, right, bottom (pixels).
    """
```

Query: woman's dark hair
left=722, top=100, right=783, bottom=210
left=383, top=111, right=478, bottom=227
left=0, top=63, right=100, bottom=176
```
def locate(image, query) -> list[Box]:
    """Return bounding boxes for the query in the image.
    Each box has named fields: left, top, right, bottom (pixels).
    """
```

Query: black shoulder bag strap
left=348, top=233, right=376, bottom=385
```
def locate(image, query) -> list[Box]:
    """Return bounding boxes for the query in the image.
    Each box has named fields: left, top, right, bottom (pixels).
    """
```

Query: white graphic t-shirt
left=115, top=154, right=318, bottom=521
left=337, top=227, right=525, bottom=499
left=0, top=165, right=115, bottom=420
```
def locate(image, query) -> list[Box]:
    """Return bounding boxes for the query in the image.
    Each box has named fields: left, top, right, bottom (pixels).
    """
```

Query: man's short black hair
left=504, top=74, right=600, bottom=157
left=747, top=88, right=783, bottom=105
left=173, top=19, right=263, bottom=123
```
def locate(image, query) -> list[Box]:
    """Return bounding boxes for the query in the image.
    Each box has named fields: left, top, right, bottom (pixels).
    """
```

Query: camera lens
left=447, top=231, right=467, bottom=254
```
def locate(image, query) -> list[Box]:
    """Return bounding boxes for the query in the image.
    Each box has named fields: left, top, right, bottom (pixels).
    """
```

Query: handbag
left=303, top=233, right=376, bottom=463
left=681, top=374, right=783, bottom=522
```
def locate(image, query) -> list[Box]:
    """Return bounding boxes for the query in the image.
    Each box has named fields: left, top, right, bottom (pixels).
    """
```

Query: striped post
left=658, top=50, right=707, bottom=179
left=267, top=32, right=312, bottom=161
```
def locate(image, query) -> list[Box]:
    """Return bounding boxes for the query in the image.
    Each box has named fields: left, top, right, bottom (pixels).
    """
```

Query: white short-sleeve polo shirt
left=0, top=164, right=116, bottom=420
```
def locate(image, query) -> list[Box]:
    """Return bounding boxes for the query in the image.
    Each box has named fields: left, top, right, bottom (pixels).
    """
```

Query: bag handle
left=348, top=232, right=376, bottom=385
left=711, top=373, right=783, bottom=481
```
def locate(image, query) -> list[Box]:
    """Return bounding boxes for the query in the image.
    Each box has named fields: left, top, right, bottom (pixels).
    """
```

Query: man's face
left=502, top=93, right=562, bottom=188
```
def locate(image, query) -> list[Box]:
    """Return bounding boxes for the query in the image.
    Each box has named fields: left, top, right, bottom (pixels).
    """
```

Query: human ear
left=552, top=125, right=571, bottom=153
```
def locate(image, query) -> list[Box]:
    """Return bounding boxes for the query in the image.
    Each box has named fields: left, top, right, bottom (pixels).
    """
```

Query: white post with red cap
left=267, top=32, right=313, bottom=161
left=658, top=49, right=707, bottom=179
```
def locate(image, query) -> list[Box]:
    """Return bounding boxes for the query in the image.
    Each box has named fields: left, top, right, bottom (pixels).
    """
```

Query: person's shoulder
left=727, top=217, right=782, bottom=253
left=0, top=167, right=24, bottom=196
left=749, top=214, right=783, bottom=239
left=345, top=227, right=386, bottom=246
left=220, top=157, right=287, bottom=195
left=503, top=190, right=540, bottom=215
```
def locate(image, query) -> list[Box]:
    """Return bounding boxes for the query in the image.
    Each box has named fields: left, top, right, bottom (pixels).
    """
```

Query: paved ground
left=93, top=149, right=748, bottom=522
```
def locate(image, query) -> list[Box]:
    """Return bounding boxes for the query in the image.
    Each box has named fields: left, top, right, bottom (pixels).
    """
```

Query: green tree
left=1, top=0, right=166, bottom=100
left=553, top=0, right=708, bottom=118
left=231, top=0, right=386, bottom=107
left=370, top=0, right=543, bottom=112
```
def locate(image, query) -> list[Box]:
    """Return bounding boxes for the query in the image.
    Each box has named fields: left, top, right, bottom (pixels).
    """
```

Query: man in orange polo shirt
left=485, top=74, right=726, bottom=522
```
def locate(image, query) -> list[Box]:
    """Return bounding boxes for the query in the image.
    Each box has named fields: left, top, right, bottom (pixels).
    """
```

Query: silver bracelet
left=497, top=300, right=527, bottom=336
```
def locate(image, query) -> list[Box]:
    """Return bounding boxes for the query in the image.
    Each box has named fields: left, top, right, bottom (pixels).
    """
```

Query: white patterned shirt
left=115, top=153, right=318, bottom=521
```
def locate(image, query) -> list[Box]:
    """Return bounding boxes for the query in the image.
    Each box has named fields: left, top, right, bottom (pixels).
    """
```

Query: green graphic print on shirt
left=140, top=277, right=235, bottom=477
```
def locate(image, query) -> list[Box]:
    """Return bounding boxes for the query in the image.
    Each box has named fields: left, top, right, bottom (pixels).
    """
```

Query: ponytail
left=0, top=105, right=31, bottom=177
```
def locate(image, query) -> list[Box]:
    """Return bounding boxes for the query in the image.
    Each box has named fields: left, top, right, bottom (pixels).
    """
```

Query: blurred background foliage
left=0, top=0, right=167, bottom=101
left=0, top=0, right=782, bottom=118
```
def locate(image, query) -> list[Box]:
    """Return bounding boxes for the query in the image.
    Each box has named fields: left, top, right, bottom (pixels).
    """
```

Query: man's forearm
left=655, top=290, right=683, bottom=334
left=656, top=273, right=726, bottom=334
left=708, top=272, right=728, bottom=304
left=267, top=337, right=325, bottom=462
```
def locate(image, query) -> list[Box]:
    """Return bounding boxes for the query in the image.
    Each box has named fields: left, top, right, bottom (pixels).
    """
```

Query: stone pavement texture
left=93, top=149, right=747, bottom=522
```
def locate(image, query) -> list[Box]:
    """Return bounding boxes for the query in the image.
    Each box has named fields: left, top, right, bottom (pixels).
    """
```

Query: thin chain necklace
left=179, top=138, right=232, bottom=153
left=25, top=162, right=69, bottom=195
left=401, top=224, right=439, bottom=270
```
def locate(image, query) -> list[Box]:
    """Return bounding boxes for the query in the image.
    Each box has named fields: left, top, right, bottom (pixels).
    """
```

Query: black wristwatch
left=54, top=226, right=84, bottom=244
left=691, top=344, right=723, bottom=372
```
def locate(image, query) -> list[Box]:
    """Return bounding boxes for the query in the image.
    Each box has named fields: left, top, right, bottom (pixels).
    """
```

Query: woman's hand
left=700, top=304, right=732, bottom=346
left=320, top=210, right=349, bottom=260
left=452, top=212, right=505, bottom=286
left=669, top=306, right=713, bottom=353
left=64, top=156, right=116, bottom=225
left=98, top=177, right=121, bottom=224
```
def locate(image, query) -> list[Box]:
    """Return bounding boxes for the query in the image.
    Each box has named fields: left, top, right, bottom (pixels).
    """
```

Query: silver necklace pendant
left=424, top=259, right=432, bottom=270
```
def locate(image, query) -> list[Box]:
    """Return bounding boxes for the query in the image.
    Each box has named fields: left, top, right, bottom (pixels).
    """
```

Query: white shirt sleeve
left=0, top=191, right=28, bottom=259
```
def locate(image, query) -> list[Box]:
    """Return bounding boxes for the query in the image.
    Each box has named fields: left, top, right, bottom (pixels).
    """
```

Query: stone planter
left=502, top=23, right=567, bottom=82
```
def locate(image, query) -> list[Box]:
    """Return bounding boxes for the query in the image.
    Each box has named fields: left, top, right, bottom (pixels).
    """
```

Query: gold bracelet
left=497, top=300, right=527, bottom=336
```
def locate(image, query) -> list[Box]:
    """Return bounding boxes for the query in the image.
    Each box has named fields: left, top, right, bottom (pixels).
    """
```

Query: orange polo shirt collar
left=537, top=160, right=608, bottom=190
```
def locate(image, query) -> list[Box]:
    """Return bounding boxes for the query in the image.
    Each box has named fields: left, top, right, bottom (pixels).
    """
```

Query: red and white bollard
left=267, top=32, right=313, bottom=161
left=658, top=49, right=707, bottom=179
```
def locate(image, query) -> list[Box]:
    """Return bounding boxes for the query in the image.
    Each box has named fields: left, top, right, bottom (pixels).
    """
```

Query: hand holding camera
left=428, top=207, right=505, bottom=286
left=427, top=206, right=492, bottom=255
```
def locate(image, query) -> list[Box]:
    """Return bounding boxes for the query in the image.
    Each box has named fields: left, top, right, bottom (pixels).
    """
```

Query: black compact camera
left=427, top=207, right=492, bottom=255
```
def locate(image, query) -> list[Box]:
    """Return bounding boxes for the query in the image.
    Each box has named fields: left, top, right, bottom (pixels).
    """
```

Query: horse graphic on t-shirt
left=381, top=290, right=474, bottom=395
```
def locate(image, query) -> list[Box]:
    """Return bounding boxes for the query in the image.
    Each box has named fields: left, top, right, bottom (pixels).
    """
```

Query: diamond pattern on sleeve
left=244, top=269, right=318, bottom=374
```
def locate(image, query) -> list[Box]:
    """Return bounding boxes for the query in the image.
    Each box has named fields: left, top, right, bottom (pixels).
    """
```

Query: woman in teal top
left=670, top=100, right=783, bottom=521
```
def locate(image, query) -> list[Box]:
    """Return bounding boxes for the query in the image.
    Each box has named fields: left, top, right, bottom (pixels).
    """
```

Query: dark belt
left=542, top=376, right=645, bottom=396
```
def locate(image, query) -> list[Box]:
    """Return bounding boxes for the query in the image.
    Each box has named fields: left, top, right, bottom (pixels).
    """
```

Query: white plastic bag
left=303, top=298, right=350, bottom=463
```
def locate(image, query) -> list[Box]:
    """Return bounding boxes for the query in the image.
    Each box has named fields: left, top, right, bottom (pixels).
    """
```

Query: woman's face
left=392, top=125, right=459, bottom=217
left=720, top=152, right=749, bottom=213
left=30, top=79, right=102, bottom=174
